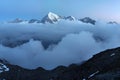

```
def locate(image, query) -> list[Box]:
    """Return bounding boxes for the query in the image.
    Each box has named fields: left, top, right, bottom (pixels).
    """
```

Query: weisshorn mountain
left=8, top=12, right=97, bottom=25
left=0, top=47, right=120, bottom=80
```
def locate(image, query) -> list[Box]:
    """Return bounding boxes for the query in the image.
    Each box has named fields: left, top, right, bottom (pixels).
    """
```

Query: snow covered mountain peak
left=41, top=12, right=61, bottom=23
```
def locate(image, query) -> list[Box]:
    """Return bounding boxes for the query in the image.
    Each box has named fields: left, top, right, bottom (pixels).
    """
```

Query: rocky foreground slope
left=0, top=47, right=120, bottom=80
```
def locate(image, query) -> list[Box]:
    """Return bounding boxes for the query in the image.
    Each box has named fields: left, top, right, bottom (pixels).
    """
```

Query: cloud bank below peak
left=0, top=21, right=120, bottom=70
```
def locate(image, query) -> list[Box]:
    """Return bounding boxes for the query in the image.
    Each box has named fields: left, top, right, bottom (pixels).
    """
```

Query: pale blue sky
left=0, top=0, right=120, bottom=21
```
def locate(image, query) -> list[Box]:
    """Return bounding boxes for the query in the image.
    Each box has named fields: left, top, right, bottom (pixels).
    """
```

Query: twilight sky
left=0, top=0, right=120, bottom=22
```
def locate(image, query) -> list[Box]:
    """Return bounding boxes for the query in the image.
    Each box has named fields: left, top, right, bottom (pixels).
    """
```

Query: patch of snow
left=70, top=16, right=76, bottom=20
left=88, top=71, right=99, bottom=78
left=110, top=53, right=115, bottom=56
left=0, top=63, right=9, bottom=73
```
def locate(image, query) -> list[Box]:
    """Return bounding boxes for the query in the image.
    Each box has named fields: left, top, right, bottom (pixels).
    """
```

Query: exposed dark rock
left=65, top=16, right=76, bottom=21
left=28, top=19, right=40, bottom=23
left=79, top=17, right=96, bottom=25
left=108, top=21, right=118, bottom=24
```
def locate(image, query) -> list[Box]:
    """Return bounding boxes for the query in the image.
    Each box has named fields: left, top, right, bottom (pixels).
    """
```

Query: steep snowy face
left=48, top=12, right=60, bottom=20
left=41, top=12, right=61, bottom=23
left=65, top=16, right=76, bottom=21
left=0, top=63, right=9, bottom=73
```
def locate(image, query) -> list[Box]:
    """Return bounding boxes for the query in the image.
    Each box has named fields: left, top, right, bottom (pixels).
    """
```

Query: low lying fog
left=0, top=21, right=120, bottom=70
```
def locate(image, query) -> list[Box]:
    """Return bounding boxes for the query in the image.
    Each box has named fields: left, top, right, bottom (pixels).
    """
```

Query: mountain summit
left=41, top=12, right=61, bottom=24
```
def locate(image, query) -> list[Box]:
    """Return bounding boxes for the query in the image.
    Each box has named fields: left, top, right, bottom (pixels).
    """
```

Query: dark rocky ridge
left=108, top=21, right=118, bottom=24
left=65, top=16, right=76, bottom=21
left=0, top=47, right=120, bottom=80
left=28, top=19, right=41, bottom=23
left=79, top=17, right=96, bottom=25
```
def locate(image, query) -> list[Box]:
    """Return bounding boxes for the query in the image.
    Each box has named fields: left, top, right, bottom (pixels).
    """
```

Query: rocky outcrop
left=79, top=17, right=96, bottom=25
left=28, top=19, right=40, bottom=23
left=65, top=16, right=76, bottom=21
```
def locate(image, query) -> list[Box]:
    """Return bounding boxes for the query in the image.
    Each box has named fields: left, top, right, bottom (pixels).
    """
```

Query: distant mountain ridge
left=8, top=12, right=97, bottom=25
left=7, top=12, right=119, bottom=25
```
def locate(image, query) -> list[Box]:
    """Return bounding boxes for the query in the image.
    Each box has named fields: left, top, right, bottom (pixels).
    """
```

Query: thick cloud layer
left=0, top=21, right=120, bottom=70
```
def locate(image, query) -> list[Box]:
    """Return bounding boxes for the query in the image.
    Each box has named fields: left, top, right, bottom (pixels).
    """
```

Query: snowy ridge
left=0, top=63, right=9, bottom=73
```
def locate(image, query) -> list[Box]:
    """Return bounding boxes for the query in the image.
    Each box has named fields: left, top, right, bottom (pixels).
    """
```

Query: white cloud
left=0, top=21, right=120, bottom=70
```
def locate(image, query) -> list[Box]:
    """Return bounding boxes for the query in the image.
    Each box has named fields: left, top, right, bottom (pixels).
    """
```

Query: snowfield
left=0, top=21, right=120, bottom=70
